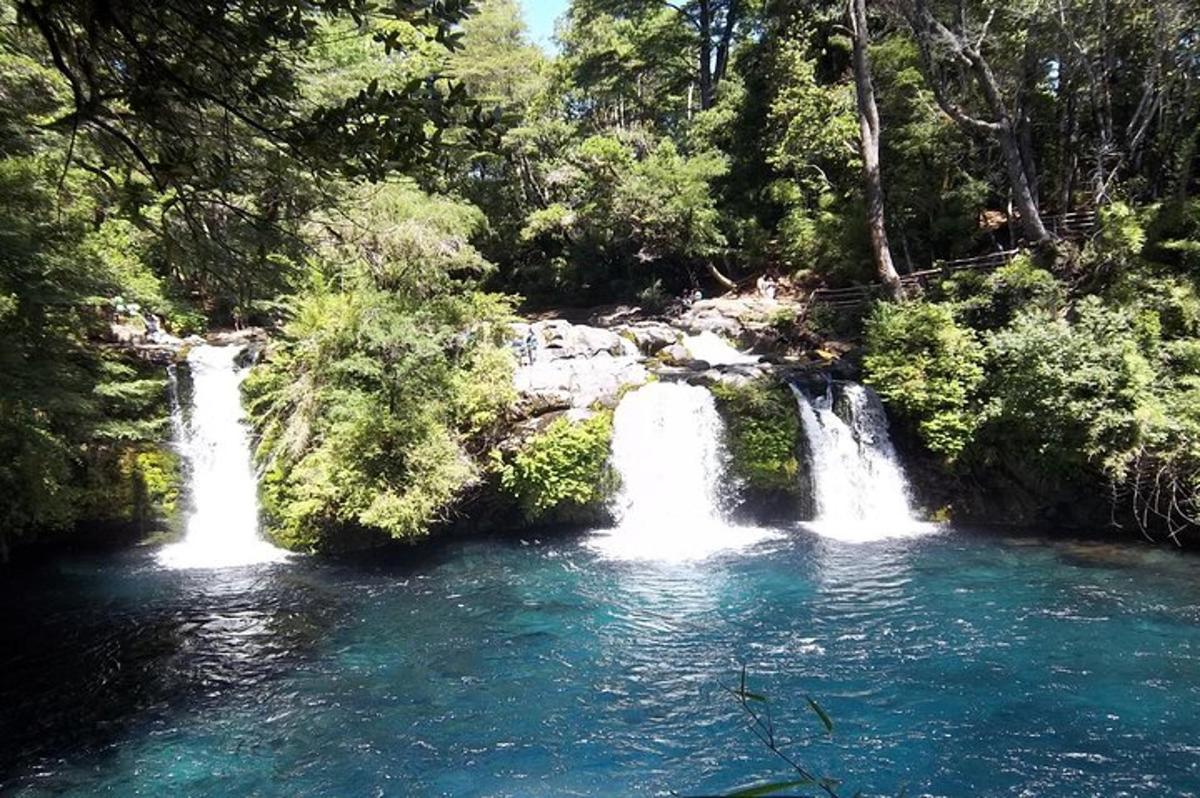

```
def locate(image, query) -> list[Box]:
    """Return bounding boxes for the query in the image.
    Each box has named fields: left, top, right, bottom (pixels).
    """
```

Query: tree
left=14, top=0, right=475, bottom=186
left=895, top=0, right=1051, bottom=244
left=849, top=0, right=903, bottom=298
left=571, top=0, right=748, bottom=111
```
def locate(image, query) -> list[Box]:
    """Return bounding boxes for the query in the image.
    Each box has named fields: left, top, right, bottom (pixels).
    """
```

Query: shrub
left=710, top=380, right=801, bottom=493
left=863, top=301, right=985, bottom=460
left=941, top=254, right=1063, bottom=329
left=498, top=412, right=617, bottom=522
left=983, top=298, right=1157, bottom=475
left=244, top=183, right=518, bottom=550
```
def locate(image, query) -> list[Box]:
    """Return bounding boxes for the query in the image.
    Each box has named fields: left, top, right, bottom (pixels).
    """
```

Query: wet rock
left=612, top=321, right=681, bottom=356
left=658, top=343, right=695, bottom=365
left=676, top=295, right=785, bottom=344
left=207, top=328, right=270, bottom=347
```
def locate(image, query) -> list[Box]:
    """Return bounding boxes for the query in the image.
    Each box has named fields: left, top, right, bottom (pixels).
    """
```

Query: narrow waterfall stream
left=157, top=345, right=288, bottom=570
left=589, top=381, right=772, bottom=561
left=791, top=381, right=928, bottom=540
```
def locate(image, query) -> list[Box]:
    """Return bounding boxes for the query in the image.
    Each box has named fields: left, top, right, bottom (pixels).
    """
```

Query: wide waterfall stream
left=157, top=345, right=288, bottom=570
left=792, top=381, right=928, bottom=541
left=589, top=381, right=773, bottom=561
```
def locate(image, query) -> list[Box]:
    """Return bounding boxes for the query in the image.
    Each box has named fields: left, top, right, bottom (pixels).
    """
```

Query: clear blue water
left=2, top=527, right=1200, bottom=797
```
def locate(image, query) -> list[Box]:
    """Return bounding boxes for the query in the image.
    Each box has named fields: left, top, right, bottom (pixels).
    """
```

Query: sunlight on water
left=157, top=345, right=289, bottom=570
left=589, top=382, right=776, bottom=562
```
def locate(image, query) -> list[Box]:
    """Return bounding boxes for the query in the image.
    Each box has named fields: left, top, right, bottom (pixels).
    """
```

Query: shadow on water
left=0, top=551, right=336, bottom=790
left=0, top=531, right=545, bottom=792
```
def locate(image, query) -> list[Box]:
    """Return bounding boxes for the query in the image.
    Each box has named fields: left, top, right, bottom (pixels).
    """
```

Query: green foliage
left=711, top=380, right=801, bottom=493
left=864, top=302, right=985, bottom=460
left=1145, top=199, right=1200, bottom=273
left=245, top=184, right=517, bottom=550
left=983, top=298, right=1156, bottom=475
left=515, top=132, right=728, bottom=299
left=0, top=140, right=177, bottom=546
left=498, top=412, right=617, bottom=521
left=940, top=255, right=1064, bottom=329
left=77, top=446, right=184, bottom=535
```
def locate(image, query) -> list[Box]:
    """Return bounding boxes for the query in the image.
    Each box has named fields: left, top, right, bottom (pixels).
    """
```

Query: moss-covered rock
left=76, top=444, right=184, bottom=542
left=710, top=378, right=803, bottom=517
left=497, top=411, right=618, bottom=525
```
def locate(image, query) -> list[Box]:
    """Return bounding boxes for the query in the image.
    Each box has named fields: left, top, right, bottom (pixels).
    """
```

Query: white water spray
left=590, top=382, right=772, bottom=561
left=792, top=382, right=931, bottom=542
left=681, top=331, right=760, bottom=366
left=158, top=345, right=288, bottom=570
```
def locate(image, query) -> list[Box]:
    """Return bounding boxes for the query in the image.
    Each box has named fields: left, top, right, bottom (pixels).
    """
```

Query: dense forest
left=1, top=0, right=1198, bottom=557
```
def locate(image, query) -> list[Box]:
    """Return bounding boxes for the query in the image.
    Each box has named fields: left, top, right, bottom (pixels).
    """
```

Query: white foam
left=681, top=331, right=760, bottom=366
left=589, top=382, right=775, bottom=562
left=798, top=520, right=944, bottom=544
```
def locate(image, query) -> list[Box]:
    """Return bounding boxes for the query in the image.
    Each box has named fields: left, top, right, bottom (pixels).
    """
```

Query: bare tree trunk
left=698, top=0, right=715, bottom=109
left=707, top=262, right=737, bottom=292
left=714, top=0, right=740, bottom=88
left=999, top=125, right=1051, bottom=242
left=850, top=0, right=903, bottom=300
left=904, top=0, right=1051, bottom=243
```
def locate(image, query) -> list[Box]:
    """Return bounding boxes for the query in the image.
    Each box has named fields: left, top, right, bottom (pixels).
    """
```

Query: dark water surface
left=2, top=528, right=1200, bottom=796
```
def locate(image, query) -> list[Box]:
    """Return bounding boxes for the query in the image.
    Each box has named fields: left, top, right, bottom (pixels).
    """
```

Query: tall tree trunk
left=905, top=0, right=1052, bottom=243
left=713, top=0, right=740, bottom=88
left=999, top=124, right=1051, bottom=242
left=849, top=0, right=903, bottom=300
left=698, top=0, right=714, bottom=109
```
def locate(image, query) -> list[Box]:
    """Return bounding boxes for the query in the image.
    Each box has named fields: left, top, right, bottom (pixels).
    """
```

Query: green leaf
left=806, top=696, right=834, bottom=733
left=735, top=689, right=768, bottom=703
left=727, top=778, right=816, bottom=796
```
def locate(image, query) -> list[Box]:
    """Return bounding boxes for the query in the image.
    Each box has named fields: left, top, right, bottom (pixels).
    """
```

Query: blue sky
left=521, top=0, right=569, bottom=50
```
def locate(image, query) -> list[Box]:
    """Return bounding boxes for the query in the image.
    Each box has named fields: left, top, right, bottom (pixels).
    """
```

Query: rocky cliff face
left=491, top=305, right=834, bottom=531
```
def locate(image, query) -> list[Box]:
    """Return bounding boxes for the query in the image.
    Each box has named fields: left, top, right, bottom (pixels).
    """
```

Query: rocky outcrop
left=675, top=295, right=786, bottom=346
left=612, top=320, right=681, bottom=356
left=510, top=320, right=648, bottom=433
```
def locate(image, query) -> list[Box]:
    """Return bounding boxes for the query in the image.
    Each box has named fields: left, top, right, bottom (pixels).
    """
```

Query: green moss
left=76, top=445, right=184, bottom=537
left=258, top=459, right=326, bottom=552
left=710, top=379, right=801, bottom=493
left=498, top=412, right=617, bottom=522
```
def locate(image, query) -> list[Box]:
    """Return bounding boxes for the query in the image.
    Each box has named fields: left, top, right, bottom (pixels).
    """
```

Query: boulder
left=612, top=321, right=680, bottom=356
left=512, top=320, right=648, bottom=420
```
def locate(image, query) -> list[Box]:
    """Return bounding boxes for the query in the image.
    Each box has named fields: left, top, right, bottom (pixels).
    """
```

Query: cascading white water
left=158, top=345, right=288, bottom=570
left=792, top=381, right=928, bottom=541
left=589, top=381, right=773, bottom=561
left=681, top=331, right=760, bottom=366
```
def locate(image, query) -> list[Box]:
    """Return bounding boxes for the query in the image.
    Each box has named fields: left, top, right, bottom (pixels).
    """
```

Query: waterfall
left=792, top=381, right=924, bottom=539
left=589, top=382, right=773, bottom=561
left=158, top=345, right=288, bottom=570
left=681, top=331, right=760, bottom=366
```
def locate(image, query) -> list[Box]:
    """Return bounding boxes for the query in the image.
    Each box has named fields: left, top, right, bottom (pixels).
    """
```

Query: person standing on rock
left=524, top=329, right=539, bottom=366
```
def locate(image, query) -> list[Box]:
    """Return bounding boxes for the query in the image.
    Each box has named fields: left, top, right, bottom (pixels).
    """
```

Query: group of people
left=756, top=274, right=778, bottom=300
left=511, top=328, right=540, bottom=367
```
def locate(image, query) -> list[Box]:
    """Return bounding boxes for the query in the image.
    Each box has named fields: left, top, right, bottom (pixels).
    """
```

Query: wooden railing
left=802, top=208, right=1101, bottom=318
